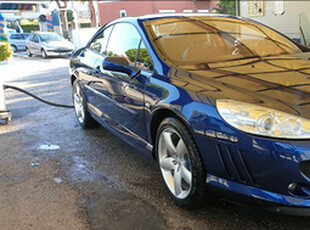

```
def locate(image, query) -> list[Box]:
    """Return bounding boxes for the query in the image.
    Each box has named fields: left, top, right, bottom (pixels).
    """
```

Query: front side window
left=106, top=23, right=141, bottom=66
left=144, top=17, right=303, bottom=66
left=28, top=34, right=35, bottom=41
left=89, top=26, right=113, bottom=55
left=34, top=35, right=39, bottom=43
left=137, top=41, right=153, bottom=70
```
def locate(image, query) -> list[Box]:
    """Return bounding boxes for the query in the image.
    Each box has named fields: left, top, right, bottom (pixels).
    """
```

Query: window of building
left=159, top=9, right=176, bottom=14
left=197, top=9, right=209, bottom=13
left=120, top=10, right=127, bottom=17
left=183, top=9, right=193, bottom=13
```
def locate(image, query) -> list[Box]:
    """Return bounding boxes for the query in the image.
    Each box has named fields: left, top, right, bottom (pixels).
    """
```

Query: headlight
left=216, top=99, right=310, bottom=139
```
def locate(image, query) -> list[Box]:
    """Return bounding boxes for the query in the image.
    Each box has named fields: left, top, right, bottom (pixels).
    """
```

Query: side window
left=34, top=35, right=39, bottom=43
left=28, top=34, right=34, bottom=41
left=23, top=34, right=30, bottom=40
left=11, top=34, right=23, bottom=40
left=89, top=26, right=113, bottom=55
left=137, top=41, right=153, bottom=71
left=106, top=23, right=141, bottom=66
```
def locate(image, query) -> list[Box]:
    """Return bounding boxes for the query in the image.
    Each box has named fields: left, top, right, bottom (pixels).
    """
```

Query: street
left=1, top=53, right=310, bottom=230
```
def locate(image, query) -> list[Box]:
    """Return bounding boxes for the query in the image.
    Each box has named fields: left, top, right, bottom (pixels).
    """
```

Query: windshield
left=39, top=33, right=64, bottom=42
left=144, top=17, right=303, bottom=65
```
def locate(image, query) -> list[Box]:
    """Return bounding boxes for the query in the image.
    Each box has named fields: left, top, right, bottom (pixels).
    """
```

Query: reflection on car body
left=69, top=14, right=310, bottom=215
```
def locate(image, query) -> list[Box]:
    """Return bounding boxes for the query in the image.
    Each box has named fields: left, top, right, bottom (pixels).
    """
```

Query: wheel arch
left=149, top=106, right=197, bottom=158
left=71, top=74, right=77, bottom=85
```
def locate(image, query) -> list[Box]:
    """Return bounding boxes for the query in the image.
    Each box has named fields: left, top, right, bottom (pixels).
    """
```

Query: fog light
left=288, top=183, right=298, bottom=193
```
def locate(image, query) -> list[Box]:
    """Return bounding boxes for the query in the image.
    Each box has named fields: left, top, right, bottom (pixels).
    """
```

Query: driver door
left=91, top=23, right=150, bottom=147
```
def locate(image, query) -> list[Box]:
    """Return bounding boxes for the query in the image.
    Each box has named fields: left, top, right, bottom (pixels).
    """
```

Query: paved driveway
left=1, top=54, right=310, bottom=230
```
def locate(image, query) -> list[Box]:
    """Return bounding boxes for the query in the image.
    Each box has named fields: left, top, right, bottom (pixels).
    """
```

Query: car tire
left=26, top=47, right=32, bottom=57
left=155, top=117, right=211, bottom=209
left=72, top=80, right=98, bottom=129
left=41, top=49, right=47, bottom=59
left=11, top=45, right=17, bottom=53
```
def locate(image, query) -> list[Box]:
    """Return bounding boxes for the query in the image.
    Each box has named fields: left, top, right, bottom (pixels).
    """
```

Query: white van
left=4, top=18, right=23, bottom=35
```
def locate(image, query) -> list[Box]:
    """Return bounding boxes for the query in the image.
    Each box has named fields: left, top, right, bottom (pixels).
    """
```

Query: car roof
left=10, top=33, right=29, bottom=35
left=31, top=32, right=58, bottom=35
left=112, top=13, right=243, bottom=23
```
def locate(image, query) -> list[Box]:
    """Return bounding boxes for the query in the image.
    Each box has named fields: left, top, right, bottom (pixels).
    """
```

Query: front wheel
left=155, top=117, right=211, bottom=209
left=72, top=80, right=98, bottom=129
left=41, top=49, right=47, bottom=59
left=26, top=47, right=32, bottom=57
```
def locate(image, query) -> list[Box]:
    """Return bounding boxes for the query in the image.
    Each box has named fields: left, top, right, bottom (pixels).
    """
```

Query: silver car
left=8, top=33, right=30, bottom=52
left=26, top=32, right=74, bottom=58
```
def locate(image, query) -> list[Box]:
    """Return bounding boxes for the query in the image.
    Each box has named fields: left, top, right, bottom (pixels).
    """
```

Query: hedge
left=80, top=22, right=91, bottom=28
left=0, top=43, right=13, bottom=62
left=21, top=24, right=40, bottom=33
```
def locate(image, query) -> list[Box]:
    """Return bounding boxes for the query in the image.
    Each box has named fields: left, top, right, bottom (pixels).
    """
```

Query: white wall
left=240, top=1, right=310, bottom=40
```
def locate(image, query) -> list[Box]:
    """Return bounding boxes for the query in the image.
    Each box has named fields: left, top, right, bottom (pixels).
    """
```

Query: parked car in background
left=8, top=33, right=29, bottom=52
left=26, top=32, right=74, bottom=58
left=70, top=14, right=310, bottom=215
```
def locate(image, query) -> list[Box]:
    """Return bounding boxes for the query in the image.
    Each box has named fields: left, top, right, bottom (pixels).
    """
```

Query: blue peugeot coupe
left=70, top=14, right=310, bottom=214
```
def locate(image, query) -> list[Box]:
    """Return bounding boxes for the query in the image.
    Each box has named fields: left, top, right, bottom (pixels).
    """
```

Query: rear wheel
left=26, top=47, right=32, bottom=57
left=155, top=117, right=211, bottom=209
left=72, top=80, right=98, bottom=129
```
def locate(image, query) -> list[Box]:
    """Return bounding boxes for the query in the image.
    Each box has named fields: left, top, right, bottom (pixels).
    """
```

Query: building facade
left=98, top=0, right=218, bottom=26
left=239, top=0, right=310, bottom=44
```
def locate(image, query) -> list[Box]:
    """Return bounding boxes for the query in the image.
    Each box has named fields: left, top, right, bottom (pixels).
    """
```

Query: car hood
left=44, top=40, right=73, bottom=49
left=169, top=52, right=310, bottom=119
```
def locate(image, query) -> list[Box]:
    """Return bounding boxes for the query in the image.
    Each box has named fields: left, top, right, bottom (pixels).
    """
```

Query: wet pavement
left=1, top=53, right=310, bottom=229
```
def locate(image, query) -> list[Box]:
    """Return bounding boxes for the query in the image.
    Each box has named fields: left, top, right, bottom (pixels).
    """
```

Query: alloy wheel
left=73, top=83, right=85, bottom=124
left=158, top=127, right=192, bottom=199
left=41, top=49, right=47, bottom=58
left=26, top=48, right=32, bottom=57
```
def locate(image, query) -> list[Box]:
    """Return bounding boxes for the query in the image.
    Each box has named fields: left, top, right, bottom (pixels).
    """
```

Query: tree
left=66, top=10, right=74, bottom=25
left=213, top=0, right=236, bottom=16
left=79, top=0, right=97, bottom=27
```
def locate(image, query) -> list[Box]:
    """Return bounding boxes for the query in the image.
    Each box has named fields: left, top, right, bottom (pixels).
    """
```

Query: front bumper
left=46, top=49, right=73, bottom=57
left=206, top=174, right=310, bottom=215
left=196, top=132, right=310, bottom=214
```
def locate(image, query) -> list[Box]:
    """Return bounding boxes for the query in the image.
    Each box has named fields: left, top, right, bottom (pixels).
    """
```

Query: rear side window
left=89, top=26, right=113, bottom=55
left=10, top=34, right=23, bottom=40
left=106, top=23, right=141, bottom=66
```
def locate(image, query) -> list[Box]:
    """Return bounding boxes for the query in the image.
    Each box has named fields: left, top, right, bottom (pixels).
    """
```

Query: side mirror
left=103, top=56, right=141, bottom=79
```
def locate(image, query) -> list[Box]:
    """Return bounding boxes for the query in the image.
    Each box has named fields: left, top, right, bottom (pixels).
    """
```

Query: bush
left=0, top=43, right=13, bottom=62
